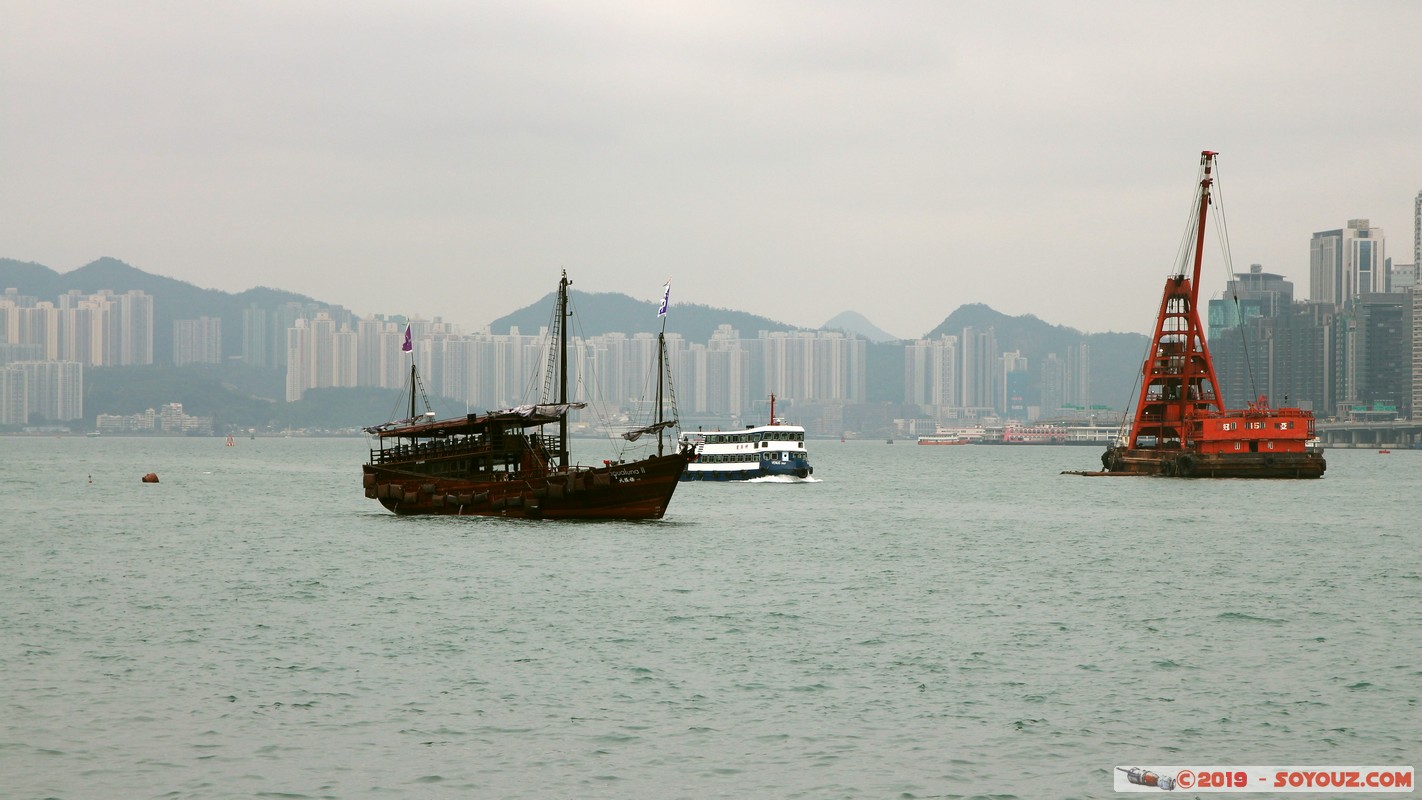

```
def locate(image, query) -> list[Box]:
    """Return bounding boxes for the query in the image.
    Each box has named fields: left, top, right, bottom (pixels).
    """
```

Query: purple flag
left=401, top=324, right=413, bottom=352
left=657, top=281, right=670, bottom=318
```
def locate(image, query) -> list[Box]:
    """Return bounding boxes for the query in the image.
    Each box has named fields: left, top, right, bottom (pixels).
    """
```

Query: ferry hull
left=680, top=462, right=812, bottom=481
left=363, top=453, right=688, bottom=519
left=1101, top=446, right=1326, bottom=479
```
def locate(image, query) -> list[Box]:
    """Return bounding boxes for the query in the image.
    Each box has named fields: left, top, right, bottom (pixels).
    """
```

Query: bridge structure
left=1315, top=419, right=1422, bottom=448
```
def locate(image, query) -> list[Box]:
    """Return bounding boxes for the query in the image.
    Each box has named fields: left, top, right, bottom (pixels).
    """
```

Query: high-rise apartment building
left=3, top=360, right=83, bottom=421
left=959, top=327, right=999, bottom=413
left=0, top=290, right=153, bottom=367
left=1310, top=219, right=1387, bottom=304
left=1208, top=264, right=1295, bottom=339
left=1336, top=293, right=1411, bottom=417
left=0, top=367, right=26, bottom=425
left=174, top=317, right=223, bottom=366
left=1414, top=190, right=1421, bottom=270
left=903, top=334, right=959, bottom=412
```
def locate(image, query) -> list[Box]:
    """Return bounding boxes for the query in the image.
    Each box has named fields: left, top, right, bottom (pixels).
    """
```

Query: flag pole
left=656, top=280, right=670, bottom=456
left=402, top=322, right=415, bottom=420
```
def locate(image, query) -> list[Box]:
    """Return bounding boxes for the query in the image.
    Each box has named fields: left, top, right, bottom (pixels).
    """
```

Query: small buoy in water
left=141, top=472, right=159, bottom=483
left=88, top=474, right=93, bottom=484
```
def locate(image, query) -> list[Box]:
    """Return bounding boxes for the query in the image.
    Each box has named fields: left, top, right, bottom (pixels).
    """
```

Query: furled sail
left=621, top=420, right=678, bottom=442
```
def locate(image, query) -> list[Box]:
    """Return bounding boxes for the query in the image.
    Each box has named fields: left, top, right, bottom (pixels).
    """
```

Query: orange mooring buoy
left=141, top=472, right=160, bottom=483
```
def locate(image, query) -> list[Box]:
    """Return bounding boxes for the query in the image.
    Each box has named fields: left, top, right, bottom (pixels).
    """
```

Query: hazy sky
left=4, top=1, right=1419, bottom=339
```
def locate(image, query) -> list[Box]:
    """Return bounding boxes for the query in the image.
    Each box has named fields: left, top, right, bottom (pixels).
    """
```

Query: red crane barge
left=1096, top=151, right=1326, bottom=478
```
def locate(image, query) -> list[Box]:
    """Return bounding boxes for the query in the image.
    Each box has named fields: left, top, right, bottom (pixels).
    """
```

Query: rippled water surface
left=2, top=437, right=1417, bottom=799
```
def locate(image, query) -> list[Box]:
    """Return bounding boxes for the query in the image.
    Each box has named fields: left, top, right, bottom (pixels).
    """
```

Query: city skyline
left=4, top=208, right=1415, bottom=346
left=3, top=2, right=1419, bottom=340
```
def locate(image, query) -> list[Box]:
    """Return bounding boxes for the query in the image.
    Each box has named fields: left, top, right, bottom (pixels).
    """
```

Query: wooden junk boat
left=362, top=271, right=689, bottom=518
left=1096, top=151, right=1325, bottom=479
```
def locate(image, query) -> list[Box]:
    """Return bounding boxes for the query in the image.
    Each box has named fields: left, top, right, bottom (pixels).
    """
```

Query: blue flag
left=657, top=281, right=670, bottom=318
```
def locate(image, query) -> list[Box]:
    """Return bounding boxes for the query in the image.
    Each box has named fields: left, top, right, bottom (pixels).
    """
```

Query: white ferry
left=916, top=428, right=976, bottom=445
left=679, top=395, right=813, bottom=481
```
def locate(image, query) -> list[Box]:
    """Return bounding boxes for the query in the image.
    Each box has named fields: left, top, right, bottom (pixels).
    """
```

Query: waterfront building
left=1336, top=293, right=1411, bottom=419
left=4, top=360, right=83, bottom=422
left=0, top=366, right=26, bottom=425
left=1002, top=351, right=1028, bottom=420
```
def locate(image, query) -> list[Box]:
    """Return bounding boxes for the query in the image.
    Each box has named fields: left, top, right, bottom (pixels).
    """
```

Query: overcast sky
left=3, top=1, right=1418, bottom=339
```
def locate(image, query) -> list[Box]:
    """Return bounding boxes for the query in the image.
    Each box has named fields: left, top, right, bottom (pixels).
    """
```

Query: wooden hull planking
left=363, top=453, right=688, bottom=519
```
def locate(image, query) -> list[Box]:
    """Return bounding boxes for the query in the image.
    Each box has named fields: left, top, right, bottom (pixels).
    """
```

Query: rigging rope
left=1210, top=159, right=1261, bottom=402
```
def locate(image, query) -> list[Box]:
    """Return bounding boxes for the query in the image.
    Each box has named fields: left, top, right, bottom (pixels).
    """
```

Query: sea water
left=1, top=437, right=1416, bottom=799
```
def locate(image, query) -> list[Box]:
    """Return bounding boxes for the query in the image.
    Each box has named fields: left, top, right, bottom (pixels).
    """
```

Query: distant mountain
left=927, top=303, right=1147, bottom=411
left=821, top=311, right=901, bottom=343
left=3, top=256, right=1147, bottom=418
left=0, top=257, right=319, bottom=363
left=490, top=291, right=812, bottom=342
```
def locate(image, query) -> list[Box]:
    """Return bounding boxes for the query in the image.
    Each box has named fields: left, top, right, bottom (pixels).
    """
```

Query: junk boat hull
left=363, top=451, right=687, bottom=519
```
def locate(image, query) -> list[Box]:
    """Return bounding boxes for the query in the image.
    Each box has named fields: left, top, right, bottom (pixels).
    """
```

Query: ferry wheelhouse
left=679, top=395, right=813, bottom=481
